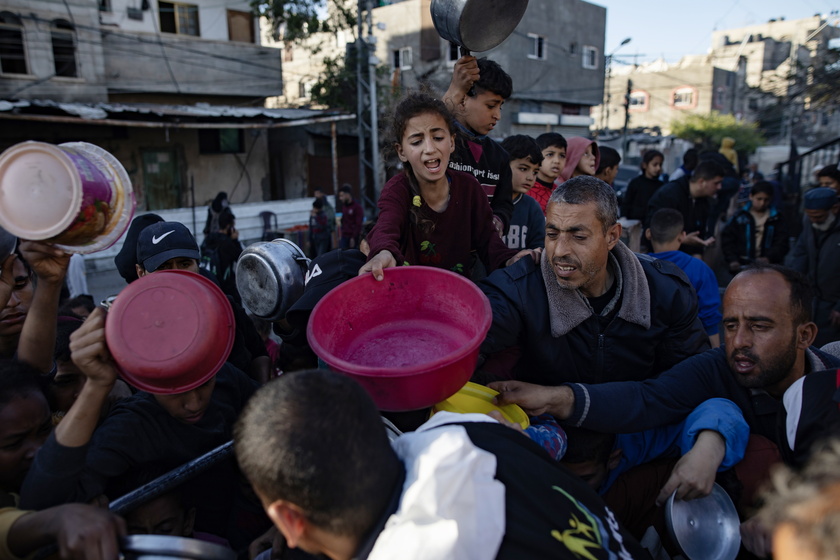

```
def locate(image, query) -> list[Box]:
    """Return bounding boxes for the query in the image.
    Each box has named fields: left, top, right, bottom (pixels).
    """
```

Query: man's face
left=818, top=176, right=840, bottom=193
left=339, top=192, right=351, bottom=204
left=0, top=390, right=50, bottom=492
left=804, top=206, right=838, bottom=226
left=0, top=257, right=33, bottom=338
left=538, top=145, right=567, bottom=182
left=153, top=376, right=216, bottom=424
left=694, top=175, right=723, bottom=198
left=126, top=493, right=193, bottom=537
left=509, top=157, right=540, bottom=195
left=544, top=201, right=620, bottom=298
left=461, top=90, right=504, bottom=136
left=137, top=257, right=199, bottom=277
left=49, top=360, right=86, bottom=413
left=722, top=271, right=809, bottom=396
left=749, top=192, right=772, bottom=213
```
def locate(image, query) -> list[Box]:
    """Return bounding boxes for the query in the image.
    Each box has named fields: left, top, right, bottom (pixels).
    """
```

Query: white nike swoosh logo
left=152, top=231, right=175, bottom=244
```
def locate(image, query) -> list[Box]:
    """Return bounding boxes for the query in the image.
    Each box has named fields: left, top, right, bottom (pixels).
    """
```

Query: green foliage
left=671, top=112, right=765, bottom=153
left=309, top=50, right=358, bottom=111
left=252, top=0, right=355, bottom=43
left=309, top=45, right=395, bottom=113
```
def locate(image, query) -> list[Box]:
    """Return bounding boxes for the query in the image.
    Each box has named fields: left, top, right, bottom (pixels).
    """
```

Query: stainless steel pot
left=121, top=535, right=235, bottom=560
left=235, top=238, right=309, bottom=321
left=430, top=0, right=529, bottom=54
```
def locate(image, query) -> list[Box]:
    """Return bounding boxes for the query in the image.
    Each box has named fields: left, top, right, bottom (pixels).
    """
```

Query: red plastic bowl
left=307, top=266, right=492, bottom=411
left=105, top=270, right=235, bottom=394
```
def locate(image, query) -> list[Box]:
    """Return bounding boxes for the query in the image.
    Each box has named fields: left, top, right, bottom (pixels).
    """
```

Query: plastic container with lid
left=0, top=141, right=135, bottom=253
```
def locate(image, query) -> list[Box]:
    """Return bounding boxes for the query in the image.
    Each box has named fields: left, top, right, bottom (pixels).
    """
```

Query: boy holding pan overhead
left=444, top=56, right=514, bottom=245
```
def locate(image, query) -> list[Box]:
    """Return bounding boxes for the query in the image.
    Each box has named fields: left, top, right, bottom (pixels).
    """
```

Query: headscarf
left=558, top=137, right=601, bottom=183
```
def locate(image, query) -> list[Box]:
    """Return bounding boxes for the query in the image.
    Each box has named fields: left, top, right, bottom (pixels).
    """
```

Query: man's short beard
left=730, top=336, right=798, bottom=390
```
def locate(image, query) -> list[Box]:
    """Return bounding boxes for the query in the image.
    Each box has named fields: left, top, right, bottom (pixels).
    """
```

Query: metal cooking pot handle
left=274, top=238, right=311, bottom=266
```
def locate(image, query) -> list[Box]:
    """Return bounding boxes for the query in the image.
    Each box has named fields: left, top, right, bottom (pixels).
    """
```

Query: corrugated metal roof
left=0, top=99, right=352, bottom=127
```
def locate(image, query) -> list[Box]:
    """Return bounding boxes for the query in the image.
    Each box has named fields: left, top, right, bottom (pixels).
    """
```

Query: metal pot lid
left=236, top=238, right=309, bottom=320
left=430, top=0, right=529, bottom=53
left=121, top=535, right=236, bottom=560
left=664, top=483, right=740, bottom=560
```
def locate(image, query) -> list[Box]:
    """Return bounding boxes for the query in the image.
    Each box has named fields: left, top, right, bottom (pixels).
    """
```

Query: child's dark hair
left=640, top=149, right=664, bottom=170
left=648, top=208, right=685, bottom=245
left=560, top=426, right=616, bottom=466
left=390, top=92, right=456, bottom=234
left=58, top=295, right=95, bottom=317
left=817, top=164, right=840, bottom=183
left=535, top=132, right=567, bottom=152
left=313, top=198, right=324, bottom=210
left=597, top=146, right=621, bottom=174
left=751, top=181, right=775, bottom=198
left=0, top=360, right=45, bottom=407
left=54, top=314, right=85, bottom=364
left=500, top=135, right=543, bottom=166
left=469, top=58, right=512, bottom=99
left=218, top=207, right=236, bottom=230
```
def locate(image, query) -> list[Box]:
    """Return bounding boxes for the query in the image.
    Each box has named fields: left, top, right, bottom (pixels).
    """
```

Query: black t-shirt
left=462, top=422, right=648, bottom=559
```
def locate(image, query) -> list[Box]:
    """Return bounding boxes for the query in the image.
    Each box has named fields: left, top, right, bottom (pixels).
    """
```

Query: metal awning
left=0, top=99, right=356, bottom=129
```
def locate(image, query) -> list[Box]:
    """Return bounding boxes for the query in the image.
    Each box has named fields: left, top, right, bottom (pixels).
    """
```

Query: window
left=527, top=33, right=545, bottom=60
left=298, top=81, right=312, bottom=99
left=51, top=20, right=77, bottom=78
left=227, top=10, right=254, bottom=43
left=447, top=42, right=459, bottom=64
left=0, top=12, right=28, bottom=75
left=392, top=46, right=412, bottom=70
left=628, top=90, right=649, bottom=112
left=198, top=129, right=243, bottom=154
left=671, top=86, right=697, bottom=109
left=159, top=1, right=200, bottom=37
left=713, top=87, right=726, bottom=109
left=582, top=45, right=598, bottom=69
left=99, top=0, right=111, bottom=12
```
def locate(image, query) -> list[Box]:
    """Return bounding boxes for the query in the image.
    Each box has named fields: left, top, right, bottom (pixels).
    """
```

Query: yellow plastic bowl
left=432, top=382, right=530, bottom=429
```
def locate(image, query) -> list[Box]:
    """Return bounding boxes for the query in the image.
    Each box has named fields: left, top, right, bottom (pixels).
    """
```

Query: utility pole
left=356, top=0, right=381, bottom=208
left=603, top=37, right=631, bottom=133
left=622, top=79, right=632, bottom=158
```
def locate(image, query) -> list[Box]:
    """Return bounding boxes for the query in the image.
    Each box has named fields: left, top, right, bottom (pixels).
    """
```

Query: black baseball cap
left=136, top=222, right=200, bottom=273
left=284, top=248, right=367, bottom=331
left=115, top=213, right=163, bottom=283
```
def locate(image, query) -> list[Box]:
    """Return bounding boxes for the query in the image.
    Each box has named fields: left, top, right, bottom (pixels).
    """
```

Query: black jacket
left=566, top=347, right=840, bottom=467
left=721, top=204, right=788, bottom=265
left=449, top=128, right=513, bottom=234
left=479, top=243, right=709, bottom=385
left=646, top=176, right=713, bottom=250
left=20, top=363, right=257, bottom=509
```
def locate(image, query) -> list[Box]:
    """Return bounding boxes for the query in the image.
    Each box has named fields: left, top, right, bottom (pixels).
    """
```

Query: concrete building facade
left=0, top=0, right=356, bottom=211
left=272, top=0, right=606, bottom=139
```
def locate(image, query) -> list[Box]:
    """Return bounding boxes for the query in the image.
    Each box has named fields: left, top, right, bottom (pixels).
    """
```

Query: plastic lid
left=105, top=270, right=235, bottom=394
left=0, top=141, right=81, bottom=239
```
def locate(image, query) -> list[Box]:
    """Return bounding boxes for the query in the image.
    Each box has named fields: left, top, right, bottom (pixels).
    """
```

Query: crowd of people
left=0, top=52, right=839, bottom=560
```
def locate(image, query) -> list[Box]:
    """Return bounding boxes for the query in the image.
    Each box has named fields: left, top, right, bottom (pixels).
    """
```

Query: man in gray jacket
left=479, top=176, right=709, bottom=385
left=787, top=187, right=840, bottom=346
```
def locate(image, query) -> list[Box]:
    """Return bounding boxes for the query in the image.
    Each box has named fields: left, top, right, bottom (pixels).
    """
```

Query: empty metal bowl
left=664, top=483, right=741, bottom=560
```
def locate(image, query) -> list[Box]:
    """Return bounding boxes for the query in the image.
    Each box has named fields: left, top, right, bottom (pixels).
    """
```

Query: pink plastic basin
left=307, top=266, right=492, bottom=411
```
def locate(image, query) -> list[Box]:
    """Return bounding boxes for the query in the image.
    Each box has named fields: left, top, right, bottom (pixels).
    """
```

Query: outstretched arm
left=7, top=503, right=125, bottom=560
left=17, top=242, right=71, bottom=372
